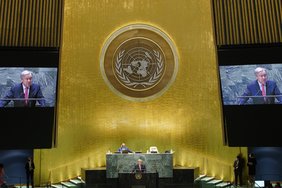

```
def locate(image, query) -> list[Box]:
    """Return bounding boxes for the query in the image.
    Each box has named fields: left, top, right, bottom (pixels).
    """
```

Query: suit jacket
left=132, top=164, right=146, bottom=173
left=247, top=156, right=257, bottom=175
left=117, top=146, right=132, bottom=153
left=25, top=161, right=35, bottom=174
left=0, top=83, right=46, bottom=107
left=233, top=157, right=243, bottom=173
left=238, top=80, right=282, bottom=104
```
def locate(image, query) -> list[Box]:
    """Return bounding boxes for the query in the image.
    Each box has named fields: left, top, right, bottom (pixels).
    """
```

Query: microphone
left=238, top=89, right=262, bottom=105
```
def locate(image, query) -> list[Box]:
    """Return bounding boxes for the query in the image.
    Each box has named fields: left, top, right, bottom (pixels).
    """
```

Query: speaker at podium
left=118, top=172, right=158, bottom=188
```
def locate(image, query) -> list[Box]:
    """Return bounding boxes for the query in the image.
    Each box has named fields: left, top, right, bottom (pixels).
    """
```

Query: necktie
left=262, top=84, right=266, bottom=102
left=139, top=165, right=141, bottom=171
left=24, top=87, right=29, bottom=105
left=261, top=84, right=266, bottom=96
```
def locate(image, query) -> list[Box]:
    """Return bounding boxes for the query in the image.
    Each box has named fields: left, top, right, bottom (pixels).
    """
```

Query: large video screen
left=219, top=64, right=282, bottom=105
left=0, top=48, right=59, bottom=149
left=0, top=67, right=57, bottom=107
left=217, top=45, right=282, bottom=146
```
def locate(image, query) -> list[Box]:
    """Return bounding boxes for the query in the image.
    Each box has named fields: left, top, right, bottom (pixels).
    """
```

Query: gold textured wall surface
left=212, top=0, right=282, bottom=45
left=0, top=0, right=63, bottom=47
left=34, top=0, right=247, bottom=185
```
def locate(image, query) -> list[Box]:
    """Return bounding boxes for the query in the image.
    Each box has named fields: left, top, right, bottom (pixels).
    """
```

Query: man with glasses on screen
left=238, top=67, right=282, bottom=105
left=0, top=70, right=46, bottom=107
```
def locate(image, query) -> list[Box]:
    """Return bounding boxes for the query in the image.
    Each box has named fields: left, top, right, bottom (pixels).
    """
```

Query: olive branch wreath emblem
left=134, top=172, right=142, bottom=180
left=115, top=50, right=164, bottom=88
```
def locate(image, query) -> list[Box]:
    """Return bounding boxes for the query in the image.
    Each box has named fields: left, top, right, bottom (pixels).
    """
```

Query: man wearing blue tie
left=0, top=70, right=46, bottom=107
left=238, top=67, right=282, bottom=105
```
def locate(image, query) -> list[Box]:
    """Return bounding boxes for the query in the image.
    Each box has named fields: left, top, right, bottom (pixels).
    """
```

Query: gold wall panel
left=212, top=0, right=282, bottom=45
left=0, top=0, right=63, bottom=47
left=34, top=0, right=247, bottom=185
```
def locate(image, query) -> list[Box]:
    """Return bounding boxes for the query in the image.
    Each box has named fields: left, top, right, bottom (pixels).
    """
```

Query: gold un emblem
left=100, top=24, right=178, bottom=101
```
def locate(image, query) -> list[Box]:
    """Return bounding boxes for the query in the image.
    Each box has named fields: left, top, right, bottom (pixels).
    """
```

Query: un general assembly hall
left=1, top=1, right=282, bottom=188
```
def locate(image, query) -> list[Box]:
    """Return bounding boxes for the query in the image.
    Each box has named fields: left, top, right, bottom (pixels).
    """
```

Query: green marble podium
left=106, top=153, right=173, bottom=178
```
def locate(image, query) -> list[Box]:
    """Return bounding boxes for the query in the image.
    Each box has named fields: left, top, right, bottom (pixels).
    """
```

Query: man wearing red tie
left=0, top=70, right=46, bottom=107
left=133, top=159, right=146, bottom=173
left=238, top=67, right=282, bottom=105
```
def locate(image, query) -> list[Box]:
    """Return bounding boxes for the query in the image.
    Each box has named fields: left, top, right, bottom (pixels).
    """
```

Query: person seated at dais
left=117, top=143, right=133, bottom=153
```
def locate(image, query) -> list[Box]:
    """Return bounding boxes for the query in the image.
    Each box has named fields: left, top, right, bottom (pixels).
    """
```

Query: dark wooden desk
left=118, top=172, right=158, bottom=188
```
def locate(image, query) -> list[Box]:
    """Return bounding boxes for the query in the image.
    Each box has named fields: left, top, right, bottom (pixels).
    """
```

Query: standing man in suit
left=133, top=159, right=146, bottom=173
left=233, top=154, right=244, bottom=187
left=25, top=156, right=35, bottom=188
left=247, top=153, right=257, bottom=186
left=238, top=67, right=282, bottom=104
left=0, top=70, right=46, bottom=107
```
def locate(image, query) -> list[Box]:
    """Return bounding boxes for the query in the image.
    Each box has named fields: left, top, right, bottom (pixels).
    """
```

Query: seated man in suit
left=238, top=67, right=282, bottom=105
left=117, top=143, right=133, bottom=153
left=132, top=159, right=146, bottom=173
left=0, top=70, right=46, bottom=107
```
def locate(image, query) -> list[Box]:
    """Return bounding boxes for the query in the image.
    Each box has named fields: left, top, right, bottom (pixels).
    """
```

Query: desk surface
left=106, top=153, right=173, bottom=178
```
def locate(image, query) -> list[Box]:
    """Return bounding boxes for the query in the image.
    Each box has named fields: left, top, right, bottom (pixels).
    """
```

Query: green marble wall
left=106, top=153, right=173, bottom=178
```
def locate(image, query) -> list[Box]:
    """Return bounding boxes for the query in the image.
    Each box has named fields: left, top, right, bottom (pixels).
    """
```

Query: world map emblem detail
left=100, top=24, right=178, bottom=101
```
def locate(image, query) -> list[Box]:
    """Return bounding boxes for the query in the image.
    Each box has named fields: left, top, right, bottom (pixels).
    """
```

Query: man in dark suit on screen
left=0, top=70, right=46, bottom=107
left=238, top=67, right=282, bottom=105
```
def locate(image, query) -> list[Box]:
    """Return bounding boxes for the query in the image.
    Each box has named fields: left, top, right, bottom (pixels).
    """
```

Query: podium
left=106, top=153, right=173, bottom=178
left=118, top=172, right=158, bottom=188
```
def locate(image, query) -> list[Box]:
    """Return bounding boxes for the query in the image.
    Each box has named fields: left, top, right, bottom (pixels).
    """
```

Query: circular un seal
left=100, top=24, right=178, bottom=101
left=134, top=172, right=143, bottom=180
